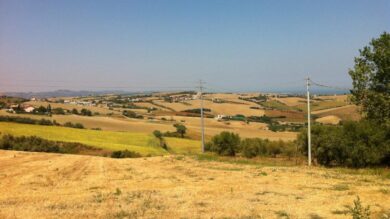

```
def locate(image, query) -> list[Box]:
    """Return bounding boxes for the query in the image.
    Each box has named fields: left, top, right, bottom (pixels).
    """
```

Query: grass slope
left=0, top=122, right=200, bottom=155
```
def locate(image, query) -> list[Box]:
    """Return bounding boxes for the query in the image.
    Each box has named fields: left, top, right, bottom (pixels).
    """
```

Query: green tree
left=52, top=107, right=65, bottom=115
left=122, top=110, right=137, bottom=118
left=174, top=123, right=187, bottom=138
left=34, top=105, right=47, bottom=114
left=71, top=108, right=79, bottom=115
left=81, top=108, right=92, bottom=116
left=46, top=104, right=52, bottom=114
left=208, top=131, right=241, bottom=156
left=153, top=130, right=167, bottom=149
left=349, top=32, right=390, bottom=122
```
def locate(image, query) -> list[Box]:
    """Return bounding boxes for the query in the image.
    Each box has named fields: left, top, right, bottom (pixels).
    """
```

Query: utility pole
left=306, top=77, right=312, bottom=166
left=199, top=80, right=205, bottom=153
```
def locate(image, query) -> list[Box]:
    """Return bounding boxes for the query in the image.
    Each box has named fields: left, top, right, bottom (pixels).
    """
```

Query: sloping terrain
left=312, top=105, right=361, bottom=121
left=0, top=150, right=388, bottom=218
left=315, top=115, right=341, bottom=125
left=0, top=122, right=200, bottom=155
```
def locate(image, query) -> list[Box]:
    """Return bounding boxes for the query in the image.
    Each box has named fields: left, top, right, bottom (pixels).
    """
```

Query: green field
left=0, top=122, right=201, bottom=156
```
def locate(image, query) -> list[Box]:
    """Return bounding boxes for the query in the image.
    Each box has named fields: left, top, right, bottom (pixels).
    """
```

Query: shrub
left=111, top=150, right=142, bottom=158
left=38, top=118, right=54, bottom=126
left=163, top=131, right=181, bottom=138
left=240, top=138, right=268, bottom=158
left=122, top=110, right=143, bottom=119
left=153, top=130, right=167, bottom=150
left=268, top=141, right=283, bottom=157
left=297, top=120, right=390, bottom=167
left=239, top=138, right=296, bottom=158
left=71, top=108, right=79, bottom=114
left=346, top=196, right=370, bottom=219
left=207, top=132, right=240, bottom=156
left=52, top=107, right=65, bottom=115
left=80, top=108, right=92, bottom=116
left=64, top=122, right=85, bottom=129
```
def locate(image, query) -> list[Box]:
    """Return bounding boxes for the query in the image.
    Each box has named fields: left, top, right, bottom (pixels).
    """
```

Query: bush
left=52, top=107, right=65, bottom=115
left=122, top=110, right=143, bottom=119
left=207, top=132, right=240, bottom=156
left=297, top=120, right=390, bottom=167
left=163, top=131, right=181, bottom=138
left=111, top=150, right=142, bottom=158
left=346, top=196, right=371, bottom=219
left=229, top=114, right=246, bottom=121
left=153, top=130, right=167, bottom=150
left=240, top=138, right=295, bottom=158
left=64, top=122, right=85, bottom=129
left=71, top=108, right=79, bottom=114
left=0, top=134, right=100, bottom=154
left=80, top=108, right=92, bottom=116
left=268, top=141, right=283, bottom=157
left=38, top=118, right=54, bottom=126
left=240, top=138, right=268, bottom=158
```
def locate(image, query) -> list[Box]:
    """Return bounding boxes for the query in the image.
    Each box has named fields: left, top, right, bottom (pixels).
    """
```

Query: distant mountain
left=1, top=90, right=136, bottom=99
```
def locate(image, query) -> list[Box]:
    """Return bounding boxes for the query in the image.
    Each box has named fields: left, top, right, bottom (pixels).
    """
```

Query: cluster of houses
left=7, top=104, right=35, bottom=113
left=163, top=93, right=201, bottom=103
left=128, top=98, right=143, bottom=102
left=63, top=100, right=96, bottom=107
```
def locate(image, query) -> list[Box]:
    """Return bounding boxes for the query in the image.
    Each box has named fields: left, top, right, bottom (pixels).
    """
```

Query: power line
left=309, top=79, right=351, bottom=91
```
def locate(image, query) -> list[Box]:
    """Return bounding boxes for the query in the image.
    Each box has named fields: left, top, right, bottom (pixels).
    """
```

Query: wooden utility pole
left=306, top=77, right=312, bottom=166
left=199, top=80, right=205, bottom=153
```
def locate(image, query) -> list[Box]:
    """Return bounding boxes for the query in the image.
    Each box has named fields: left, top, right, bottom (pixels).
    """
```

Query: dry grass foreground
left=1, top=151, right=389, bottom=218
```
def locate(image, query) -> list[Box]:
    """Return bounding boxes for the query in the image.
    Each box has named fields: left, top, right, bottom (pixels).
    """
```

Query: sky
left=0, top=0, right=389, bottom=92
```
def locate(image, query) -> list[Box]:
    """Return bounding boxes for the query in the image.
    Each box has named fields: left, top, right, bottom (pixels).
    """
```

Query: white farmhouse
left=24, top=106, right=35, bottom=113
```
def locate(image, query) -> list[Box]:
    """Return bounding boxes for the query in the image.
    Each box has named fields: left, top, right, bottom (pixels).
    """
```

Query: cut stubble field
left=0, top=150, right=389, bottom=218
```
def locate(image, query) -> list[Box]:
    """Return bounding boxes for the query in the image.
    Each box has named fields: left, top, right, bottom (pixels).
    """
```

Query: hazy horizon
left=1, top=0, right=389, bottom=92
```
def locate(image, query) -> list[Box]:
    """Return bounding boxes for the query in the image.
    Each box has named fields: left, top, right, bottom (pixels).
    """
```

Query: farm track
left=0, top=150, right=389, bottom=218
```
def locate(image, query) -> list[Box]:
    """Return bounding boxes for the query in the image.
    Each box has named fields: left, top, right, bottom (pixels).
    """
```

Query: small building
left=24, top=106, right=35, bottom=113
left=215, top=114, right=226, bottom=121
left=6, top=108, right=15, bottom=113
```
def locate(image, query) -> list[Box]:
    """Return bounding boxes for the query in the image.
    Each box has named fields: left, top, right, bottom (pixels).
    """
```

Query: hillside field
left=0, top=122, right=200, bottom=155
left=0, top=150, right=389, bottom=218
left=0, top=110, right=297, bottom=141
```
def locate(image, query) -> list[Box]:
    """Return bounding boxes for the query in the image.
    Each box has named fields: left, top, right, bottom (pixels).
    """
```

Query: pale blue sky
left=0, top=0, right=389, bottom=92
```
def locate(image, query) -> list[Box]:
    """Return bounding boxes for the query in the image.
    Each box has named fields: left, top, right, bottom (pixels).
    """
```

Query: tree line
left=0, top=115, right=85, bottom=129
left=204, top=32, right=390, bottom=168
left=0, top=134, right=141, bottom=158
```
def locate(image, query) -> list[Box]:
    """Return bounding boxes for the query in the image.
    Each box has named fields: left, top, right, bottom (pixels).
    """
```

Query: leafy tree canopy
left=349, top=32, right=390, bottom=122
